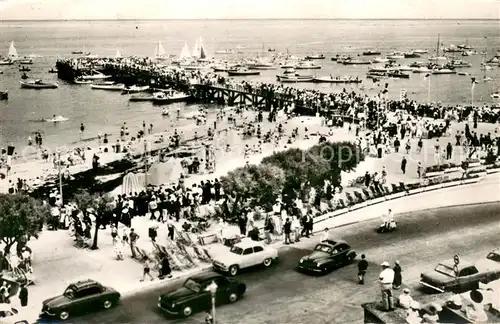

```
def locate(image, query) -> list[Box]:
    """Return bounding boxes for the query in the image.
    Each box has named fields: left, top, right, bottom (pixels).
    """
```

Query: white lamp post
left=206, top=281, right=218, bottom=323
left=57, top=149, right=63, bottom=204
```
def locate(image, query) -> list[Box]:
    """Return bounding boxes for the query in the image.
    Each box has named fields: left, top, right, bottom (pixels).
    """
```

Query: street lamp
left=57, top=149, right=63, bottom=204
left=206, top=281, right=218, bottom=324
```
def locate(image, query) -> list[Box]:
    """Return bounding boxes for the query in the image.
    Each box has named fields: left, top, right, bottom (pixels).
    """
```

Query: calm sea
left=0, top=19, right=499, bottom=150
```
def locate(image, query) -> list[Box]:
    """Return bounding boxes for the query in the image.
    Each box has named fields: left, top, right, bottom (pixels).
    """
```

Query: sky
left=0, top=0, right=499, bottom=20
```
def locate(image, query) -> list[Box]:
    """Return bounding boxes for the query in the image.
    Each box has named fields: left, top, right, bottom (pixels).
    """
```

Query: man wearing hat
left=379, top=261, right=395, bottom=311
left=406, top=301, right=422, bottom=324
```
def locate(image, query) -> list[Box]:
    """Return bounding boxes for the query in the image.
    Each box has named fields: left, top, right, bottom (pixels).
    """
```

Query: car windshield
left=183, top=279, right=201, bottom=293
left=315, top=244, right=332, bottom=253
left=434, top=264, right=456, bottom=277
left=487, top=252, right=500, bottom=262
left=63, top=288, right=75, bottom=299
left=230, top=246, right=243, bottom=255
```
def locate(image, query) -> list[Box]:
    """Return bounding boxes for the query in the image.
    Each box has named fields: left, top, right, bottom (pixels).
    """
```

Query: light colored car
left=212, top=240, right=279, bottom=276
left=0, top=304, right=28, bottom=324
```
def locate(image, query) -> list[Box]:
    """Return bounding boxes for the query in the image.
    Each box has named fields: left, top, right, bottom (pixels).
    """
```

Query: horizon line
left=0, top=18, right=499, bottom=22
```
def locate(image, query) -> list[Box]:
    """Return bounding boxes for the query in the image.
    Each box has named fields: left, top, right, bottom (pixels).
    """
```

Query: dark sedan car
left=39, top=279, right=121, bottom=321
left=297, top=239, right=357, bottom=274
left=158, top=273, right=246, bottom=317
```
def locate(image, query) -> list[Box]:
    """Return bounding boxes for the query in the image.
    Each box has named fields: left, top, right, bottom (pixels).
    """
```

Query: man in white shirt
left=398, top=288, right=414, bottom=309
left=380, top=261, right=395, bottom=310
left=321, top=228, right=331, bottom=242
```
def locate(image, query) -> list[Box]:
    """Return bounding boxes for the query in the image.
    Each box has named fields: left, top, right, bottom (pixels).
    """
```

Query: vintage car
left=212, top=240, right=279, bottom=276
left=0, top=304, right=28, bottom=324
left=39, top=279, right=121, bottom=321
left=297, top=239, right=357, bottom=274
left=420, top=257, right=500, bottom=293
left=158, top=273, right=246, bottom=317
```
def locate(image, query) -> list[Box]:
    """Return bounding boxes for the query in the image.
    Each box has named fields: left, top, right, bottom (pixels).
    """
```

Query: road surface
left=38, top=202, right=500, bottom=324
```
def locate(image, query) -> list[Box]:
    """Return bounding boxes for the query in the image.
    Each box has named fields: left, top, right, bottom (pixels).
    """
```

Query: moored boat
left=305, top=54, right=325, bottom=60
left=90, top=82, right=124, bottom=91
left=0, top=58, right=13, bottom=65
left=373, top=57, right=390, bottom=63
left=386, top=52, right=405, bottom=59
left=74, top=77, right=92, bottom=84
left=491, top=92, right=500, bottom=99
left=248, top=63, right=277, bottom=70
left=342, top=58, right=371, bottom=65
left=20, top=79, right=58, bottom=89
left=121, top=85, right=150, bottom=94
left=295, top=61, right=321, bottom=69
left=431, top=68, right=456, bottom=75
left=404, top=52, right=421, bottom=58
left=48, top=68, right=58, bottom=73
left=362, top=50, right=381, bottom=56
left=457, top=72, right=469, bottom=76
left=313, top=76, right=362, bottom=83
left=227, top=68, right=260, bottom=76
left=0, top=90, right=8, bottom=100
left=152, top=91, right=191, bottom=105
left=279, top=76, right=314, bottom=83
left=448, top=59, right=472, bottom=68
left=387, top=70, right=410, bottom=79
left=413, top=49, right=429, bottom=54
left=81, top=70, right=110, bottom=80
left=412, top=67, right=432, bottom=73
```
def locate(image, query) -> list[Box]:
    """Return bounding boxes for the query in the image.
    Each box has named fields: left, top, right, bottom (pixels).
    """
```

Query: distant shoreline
left=1, top=18, right=499, bottom=22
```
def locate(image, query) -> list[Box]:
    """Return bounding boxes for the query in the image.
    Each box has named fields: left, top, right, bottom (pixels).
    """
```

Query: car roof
left=439, top=259, right=474, bottom=269
left=69, top=279, right=101, bottom=290
left=234, top=240, right=263, bottom=249
left=189, top=272, right=224, bottom=282
left=318, top=239, right=348, bottom=247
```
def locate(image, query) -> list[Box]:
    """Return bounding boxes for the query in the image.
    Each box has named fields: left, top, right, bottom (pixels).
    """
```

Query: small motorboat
left=90, top=82, right=124, bottom=91
left=227, top=68, right=260, bottom=76
left=404, top=52, right=421, bottom=58
left=295, top=61, right=321, bottom=69
left=121, top=85, right=150, bottom=94
left=19, top=66, right=31, bottom=72
left=0, top=90, right=8, bottom=100
left=0, top=58, right=13, bottom=65
left=491, top=92, right=500, bottom=99
left=368, top=67, right=389, bottom=73
left=74, top=77, right=92, bottom=84
left=386, top=52, right=405, bottom=59
left=129, top=93, right=155, bottom=102
left=152, top=91, right=191, bottom=105
left=313, top=76, right=362, bottom=83
left=362, top=50, right=381, bottom=56
left=373, top=57, right=390, bottom=63
left=48, top=68, right=58, bottom=73
left=17, top=58, right=33, bottom=65
left=305, top=54, right=325, bottom=60
left=432, top=68, right=456, bottom=74
left=449, top=59, right=472, bottom=68
left=457, top=72, right=469, bottom=76
left=268, top=48, right=276, bottom=52
left=71, top=51, right=84, bottom=54
left=387, top=70, right=410, bottom=79
left=80, top=70, right=110, bottom=80
left=278, top=74, right=314, bottom=83
left=248, top=63, right=277, bottom=70
left=20, top=79, right=58, bottom=89
left=161, top=107, right=169, bottom=116
left=342, top=58, right=371, bottom=65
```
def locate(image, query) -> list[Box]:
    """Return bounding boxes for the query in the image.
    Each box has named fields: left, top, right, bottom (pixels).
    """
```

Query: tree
left=220, top=164, right=285, bottom=223
left=0, top=194, right=48, bottom=264
left=73, top=189, right=114, bottom=250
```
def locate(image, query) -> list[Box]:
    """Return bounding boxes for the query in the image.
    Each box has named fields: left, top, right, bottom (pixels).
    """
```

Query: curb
left=120, top=264, right=214, bottom=297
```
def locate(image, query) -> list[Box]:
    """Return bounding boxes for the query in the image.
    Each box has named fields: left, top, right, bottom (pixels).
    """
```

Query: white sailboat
left=8, top=41, right=19, bottom=60
left=115, top=49, right=122, bottom=58
left=155, top=41, right=167, bottom=60
left=428, top=34, right=447, bottom=61
left=179, top=42, right=191, bottom=60
left=192, top=38, right=200, bottom=59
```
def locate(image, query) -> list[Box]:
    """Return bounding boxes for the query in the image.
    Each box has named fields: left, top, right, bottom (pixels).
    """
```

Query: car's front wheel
left=182, top=305, right=193, bottom=317
left=263, top=258, right=272, bottom=267
left=103, top=300, right=113, bottom=309
left=58, top=310, right=70, bottom=321
left=229, top=265, right=239, bottom=276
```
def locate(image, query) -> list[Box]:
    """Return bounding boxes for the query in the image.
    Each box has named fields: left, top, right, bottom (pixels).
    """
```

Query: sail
left=200, top=45, right=207, bottom=59
left=155, top=41, right=166, bottom=58
left=115, top=50, right=122, bottom=58
left=192, top=38, right=200, bottom=58
left=180, top=42, right=190, bottom=59
left=8, top=41, right=18, bottom=58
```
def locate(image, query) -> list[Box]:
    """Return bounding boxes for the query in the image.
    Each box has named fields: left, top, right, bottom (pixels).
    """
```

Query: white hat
left=381, top=261, right=390, bottom=267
